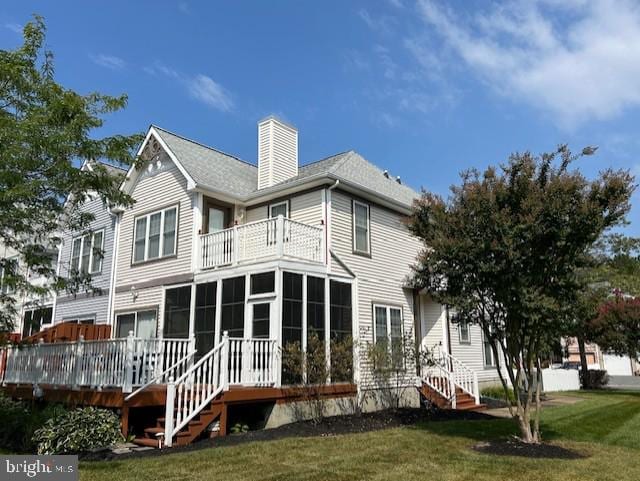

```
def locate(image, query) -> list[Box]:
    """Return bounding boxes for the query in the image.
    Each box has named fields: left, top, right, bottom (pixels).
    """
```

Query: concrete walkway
left=608, top=375, right=640, bottom=390
left=483, top=394, right=583, bottom=418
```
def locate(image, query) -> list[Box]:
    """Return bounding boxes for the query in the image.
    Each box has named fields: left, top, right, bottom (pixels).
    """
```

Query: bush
left=580, top=369, right=609, bottom=389
left=481, top=385, right=516, bottom=403
left=0, top=394, right=65, bottom=453
left=33, top=407, right=124, bottom=454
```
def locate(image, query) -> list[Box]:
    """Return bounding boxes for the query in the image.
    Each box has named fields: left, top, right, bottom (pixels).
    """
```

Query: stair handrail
left=124, top=349, right=196, bottom=401
left=164, top=332, right=229, bottom=447
left=437, top=350, right=480, bottom=404
left=422, top=361, right=457, bottom=408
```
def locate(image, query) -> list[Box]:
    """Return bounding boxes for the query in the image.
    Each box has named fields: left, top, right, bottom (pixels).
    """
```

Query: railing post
left=276, top=215, right=284, bottom=258
left=164, top=376, right=175, bottom=448
left=72, top=335, right=84, bottom=390
left=449, top=371, right=456, bottom=409
left=124, top=330, right=135, bottom=393
left=35, top=339, right=44, bottom=386
left=232, top=224, right=239, bottom=265
left=221, top=331, right=230, bottom=391
left=473, top=371, right=480, bottom=405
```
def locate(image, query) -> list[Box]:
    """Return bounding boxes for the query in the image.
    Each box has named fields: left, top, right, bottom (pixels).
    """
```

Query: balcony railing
left=200, top=216, right=324, bottom=270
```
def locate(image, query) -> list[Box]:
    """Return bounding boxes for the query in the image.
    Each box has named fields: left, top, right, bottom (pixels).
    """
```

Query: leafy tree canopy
left=0, top=16, right=142, bottom=332
left=408, top=145, right=634, bottom=443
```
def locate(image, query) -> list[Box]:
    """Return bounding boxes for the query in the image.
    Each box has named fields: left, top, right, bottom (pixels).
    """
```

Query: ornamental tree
left=0, top=16, right=142, bottom=332
left=589, top=295, right=640, bottom=362
left=407, top=146, right=634, bottom=443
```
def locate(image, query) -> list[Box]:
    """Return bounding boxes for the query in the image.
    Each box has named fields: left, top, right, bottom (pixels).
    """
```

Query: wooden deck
left=1, top=382, right=357, bottom=445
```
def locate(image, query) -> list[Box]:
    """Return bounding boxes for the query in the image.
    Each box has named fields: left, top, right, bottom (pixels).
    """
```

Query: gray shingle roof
left=152, top=125, right=418, bottom=209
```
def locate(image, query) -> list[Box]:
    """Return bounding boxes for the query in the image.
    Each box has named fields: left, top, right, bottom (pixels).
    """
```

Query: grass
left=80, top=391, right=640, bottom=481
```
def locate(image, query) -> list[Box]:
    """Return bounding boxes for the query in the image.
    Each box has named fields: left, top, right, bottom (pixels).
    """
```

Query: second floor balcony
left=198, top=216, right=325, bottom=270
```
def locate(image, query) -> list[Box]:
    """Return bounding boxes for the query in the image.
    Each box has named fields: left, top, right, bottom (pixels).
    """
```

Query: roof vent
left=383, top=170, right=389, bottom=178
left=396, top=176, right=401, bottom=184
left=257, top=116, right=298, bottom=189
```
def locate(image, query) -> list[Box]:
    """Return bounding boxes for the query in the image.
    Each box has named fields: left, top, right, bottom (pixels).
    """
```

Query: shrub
left=580, top=369, right=609, bottom=389
left=0, top=394, right=65, bottom=453
left=33, top=407, right=124, bottom=454
left=481, top=385, right=516, bottom=403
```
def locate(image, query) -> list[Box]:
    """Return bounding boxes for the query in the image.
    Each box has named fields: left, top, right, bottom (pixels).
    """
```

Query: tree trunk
left=577, top=335, right=590, bottom=389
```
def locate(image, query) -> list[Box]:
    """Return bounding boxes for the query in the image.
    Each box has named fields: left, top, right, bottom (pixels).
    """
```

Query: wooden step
left=133, top=437, right=161, bottom=448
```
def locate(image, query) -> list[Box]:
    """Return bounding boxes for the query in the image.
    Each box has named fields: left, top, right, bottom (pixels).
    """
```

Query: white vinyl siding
left=115, top=149, right=193, bottom=289
left=330, top=190, right=421, bottom=389
left=55, top=192, right=117, bottom=325
left=132, top=206, right=178, bottom=263
left=70, top=230, right=105, bottom=274
left=246, top=190, right=324, bottom=226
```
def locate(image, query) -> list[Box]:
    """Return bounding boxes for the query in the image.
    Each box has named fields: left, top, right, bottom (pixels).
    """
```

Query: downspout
left=106, top=211, right=121, bottom=336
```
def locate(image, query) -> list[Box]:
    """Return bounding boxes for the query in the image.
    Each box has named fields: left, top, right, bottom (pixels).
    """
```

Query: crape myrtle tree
left=407, top=145, right=634, bottom=443
left=0, top=16, right=142, bottom=333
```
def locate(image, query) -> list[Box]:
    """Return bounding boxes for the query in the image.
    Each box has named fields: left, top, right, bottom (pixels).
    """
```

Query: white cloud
left=4, top=23, right=21, bottom=34
left=89, top=53, right=126, bottom=70
left=388, top=0, right=404, bottom=8
left=145, top=62, right=233, bottom=112
left=412, top=0, right=640, bottom=128
left=187, top=74, right=234, bottom=112
left=358, top=8, right=395, bottom=34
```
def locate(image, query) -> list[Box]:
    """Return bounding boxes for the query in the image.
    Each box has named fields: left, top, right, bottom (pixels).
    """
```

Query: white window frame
left=373, top=303, right=403, bottom=345
left=458, top=321, right=471, bottom=344
left=70, top=229, right=105, bottom=275
left=483, top=330, right=497, bottom=367
left=352, top=200, right=371, bottom=255
left=115, top=309, right=158, bottom=338
left=132, top=205, right=178, bottom=264
left=269, top=200, right=289, bottom=218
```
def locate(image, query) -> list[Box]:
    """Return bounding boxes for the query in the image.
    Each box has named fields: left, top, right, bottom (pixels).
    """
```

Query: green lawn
left=81, top=391, right=640, bottom=481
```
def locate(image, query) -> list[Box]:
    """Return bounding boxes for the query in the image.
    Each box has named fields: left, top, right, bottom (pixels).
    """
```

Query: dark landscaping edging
left=80, top=408, right=495, bottom=462
left=473, top=439, right=588, bottom=460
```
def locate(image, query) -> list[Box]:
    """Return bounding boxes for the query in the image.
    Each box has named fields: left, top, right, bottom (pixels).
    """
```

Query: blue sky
left=2, top=0, right=640, bottom=235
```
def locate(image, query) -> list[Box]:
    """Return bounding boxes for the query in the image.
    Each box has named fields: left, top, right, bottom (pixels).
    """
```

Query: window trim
left=70, top=229, right=105, bottom=275
left=132, top=205, right=179, bottom=265
left=269, top=200, right=289, bottom=218
left=352, top=199, right=371, bottom=256
left=372, top=303, right=403, bottom=345
left=458, top=321, right=471, bottom=345
left=482, top=330, right=497, bottom=368
left=114, top=308, right=158, bottom=338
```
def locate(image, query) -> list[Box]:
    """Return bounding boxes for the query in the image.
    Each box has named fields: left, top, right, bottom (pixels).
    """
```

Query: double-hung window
left=373, top=304, right=403, bottom=365
left=269, top=201, right=289, bottom=219
left=115, top=310, right=157, bottom=339
left=352, top=200, right=370, bottom=255
left=458, top=321, right=471, bottom=344
left=133, top=206, right=178, bottom=263
left=70, top=230, right=104, bottom=274
left=483, top=330, right=497, bottom=367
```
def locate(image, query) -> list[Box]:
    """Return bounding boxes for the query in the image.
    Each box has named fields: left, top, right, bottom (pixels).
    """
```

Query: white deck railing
left=200, top=216, right=324, bottom=270
left=164, top=332, right=278, bottom=447
left=1, top=333, right=193, bottom=393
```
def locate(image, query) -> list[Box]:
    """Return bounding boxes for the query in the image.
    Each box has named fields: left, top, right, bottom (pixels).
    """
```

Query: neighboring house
left=53, top=161, right=126, bottom=327
left=0, top=242, right=56, bottom=339
left=1, top=116, right=500, bottom=448
left=563, top=337, right=639, bottom=376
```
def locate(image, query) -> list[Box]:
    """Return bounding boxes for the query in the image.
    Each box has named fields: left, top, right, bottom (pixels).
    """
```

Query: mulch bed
left=80, top=407, right=494, bottom=462
left=472, top=438, right=587, bottom=459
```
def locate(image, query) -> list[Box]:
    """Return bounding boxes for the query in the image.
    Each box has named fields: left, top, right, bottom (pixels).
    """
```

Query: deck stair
left=420, top=351, right=485, bottom=411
